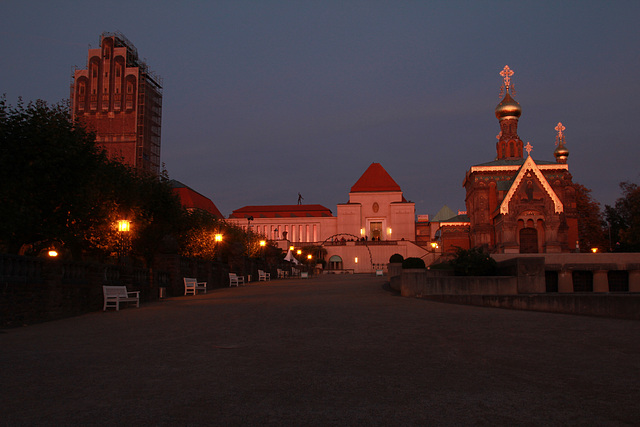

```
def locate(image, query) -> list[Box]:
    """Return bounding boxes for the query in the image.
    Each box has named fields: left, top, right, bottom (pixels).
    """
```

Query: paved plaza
left=2, top=274, right=640, bottom=426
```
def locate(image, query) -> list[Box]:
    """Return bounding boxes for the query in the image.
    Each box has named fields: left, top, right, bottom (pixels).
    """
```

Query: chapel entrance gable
left=499, top=156, right=563, bottom=216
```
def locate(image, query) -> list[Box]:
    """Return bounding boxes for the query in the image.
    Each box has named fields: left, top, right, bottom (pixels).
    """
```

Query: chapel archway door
left=519, top=228, right=538, bottom=253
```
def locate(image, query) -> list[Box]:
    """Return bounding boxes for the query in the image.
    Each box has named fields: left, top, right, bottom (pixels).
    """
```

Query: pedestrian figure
left=298, top=193, right=304, bottom=205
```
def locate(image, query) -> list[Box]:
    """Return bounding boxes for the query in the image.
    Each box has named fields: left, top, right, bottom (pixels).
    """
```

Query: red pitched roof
left=350, top=163, right=402, bottom=192
left=230, top=204, right=333, bottom=219
left=170, top=181, right=223, bottom=219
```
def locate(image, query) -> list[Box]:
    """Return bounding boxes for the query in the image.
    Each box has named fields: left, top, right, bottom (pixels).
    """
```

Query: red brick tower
left=71, top=32, right=162, bottom=175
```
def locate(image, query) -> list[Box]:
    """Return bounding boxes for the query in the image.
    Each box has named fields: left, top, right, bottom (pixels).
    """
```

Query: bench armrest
left=127, top=291, right=140, bottom=297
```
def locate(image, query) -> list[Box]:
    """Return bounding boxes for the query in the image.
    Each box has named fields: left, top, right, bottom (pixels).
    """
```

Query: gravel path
left=2, top=274, right=639, bottom=426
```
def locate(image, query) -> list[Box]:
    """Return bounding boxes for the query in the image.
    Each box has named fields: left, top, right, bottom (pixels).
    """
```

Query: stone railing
left=492, top=253, right=640, bottom=293
left=388, top=254, right=640, bottom=320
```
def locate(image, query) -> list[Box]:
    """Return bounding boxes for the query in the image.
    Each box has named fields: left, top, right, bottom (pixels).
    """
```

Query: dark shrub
left=389, top=253, right=404, bottom=263
left=402, top=257, right=425, bottom=269
left=429, top=261, right=453, bottom=270
left=450, top=247, right=497, bottom=276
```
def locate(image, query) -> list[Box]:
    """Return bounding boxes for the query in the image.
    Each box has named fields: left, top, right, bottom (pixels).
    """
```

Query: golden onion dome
left=495, top=91, right=522, bottom=120
left=554, top=143, right=569, bottom=163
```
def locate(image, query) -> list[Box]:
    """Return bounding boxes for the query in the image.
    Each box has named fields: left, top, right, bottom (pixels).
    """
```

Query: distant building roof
left=170, top=180, right=223, bottom=219
left=350, top=163, right=402, bottom=193
left=441, top=214, right=470, bottom=224
left=432, top=205, right=456, bottom=222
left=230, top=204, right=334, bottom=219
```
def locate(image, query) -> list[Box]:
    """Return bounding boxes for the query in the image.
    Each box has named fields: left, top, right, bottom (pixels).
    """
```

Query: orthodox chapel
left=463, top=66, right=578, bottom=253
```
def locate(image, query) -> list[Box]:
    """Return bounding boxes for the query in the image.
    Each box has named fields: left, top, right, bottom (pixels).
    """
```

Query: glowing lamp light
left=260, top=240, right=266, bottom=247
left=387, top=227, right=392, bottom=235
left=355, top=257, right=358, bottom=263
left=117, top=220, right=130, bottom=232
left=214, top=234, right=223, bottom=242
left=307, top=254, right=312, bottom=260
left=360, top=228, right=364, bottom=236
left=431, top=242, right=439, bottom=249
left=47, top=250, right=58, bottom=258
left=591, top=247, right=598, bottom=253
left=297, top=249, right=302, bottom=255
left=289, top=246, right=295, bottom=251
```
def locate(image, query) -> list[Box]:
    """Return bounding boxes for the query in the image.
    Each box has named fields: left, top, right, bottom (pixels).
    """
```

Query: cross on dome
left=525, top=142, right=533, bottom=156
left=498, top=65, right=516, bottom=97
left=500, top=65, right=514, bottom=89
left=555, top=122, right=566, bottom=146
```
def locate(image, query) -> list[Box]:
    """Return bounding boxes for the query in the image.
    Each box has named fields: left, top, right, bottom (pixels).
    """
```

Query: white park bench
left=103, top=286, right=140, bottom=311
left=229, top=273, right=245, bottom=287
left=258, top=269, right=271, bottom=281
left=184, top=277, right=207, bottom=295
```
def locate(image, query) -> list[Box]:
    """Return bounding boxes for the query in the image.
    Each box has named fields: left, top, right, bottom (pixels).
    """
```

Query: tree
left=449, top=247, right=497, bottom=276
left=574, top=183, right=606, bottom=252
left=0, top=97, right=108, bottom=255
left=0, top=96, right=187, bottom=263
left=605, top=181, right=640, bottom=252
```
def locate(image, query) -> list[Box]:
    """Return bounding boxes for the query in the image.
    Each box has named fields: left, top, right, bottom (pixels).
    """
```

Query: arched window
left=329, top=255, right=343, bottom=271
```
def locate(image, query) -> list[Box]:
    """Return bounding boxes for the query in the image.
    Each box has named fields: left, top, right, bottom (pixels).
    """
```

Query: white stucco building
left=227, top=163, right=431, bottom=272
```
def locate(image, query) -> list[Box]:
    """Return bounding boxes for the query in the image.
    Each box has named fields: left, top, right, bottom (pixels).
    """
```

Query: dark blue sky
left=2, top=1, right=638, bottom=217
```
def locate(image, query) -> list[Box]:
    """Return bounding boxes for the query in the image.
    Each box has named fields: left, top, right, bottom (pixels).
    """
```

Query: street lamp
left=118, top=219, right=130, bottom=232
left=214, top=233, right=223, bottom=260
left=117, top=219, right=131, bottom=261
left=260, top=240, right=266, bottom=247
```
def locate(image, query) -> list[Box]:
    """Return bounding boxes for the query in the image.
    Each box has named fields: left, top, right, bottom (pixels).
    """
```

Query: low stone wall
left=423, top=294, right=640, bottom=320
left=493, top=253, right=640, bottom=292
left=388, top=255, right=640, bottom=319
left=399, top=269, right=518, bottom=297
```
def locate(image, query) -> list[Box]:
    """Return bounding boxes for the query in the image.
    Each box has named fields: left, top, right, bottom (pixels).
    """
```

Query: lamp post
left=214, top=233, right=223, bottom=261
left=259, top=240, right=267, bottom=266
left=117, top=220, right=131, bottom=262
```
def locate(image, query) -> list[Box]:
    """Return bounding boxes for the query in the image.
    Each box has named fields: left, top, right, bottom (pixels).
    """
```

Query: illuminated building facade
left=228, top=163, right=430, bottom=272
left=463, top=66, right=578, bottom=253
left=71, top=32, right=162, bottom=175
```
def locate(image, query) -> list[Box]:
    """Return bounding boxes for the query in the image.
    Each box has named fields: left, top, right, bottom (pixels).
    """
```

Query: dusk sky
left=2, top=1, right=638, bottom=218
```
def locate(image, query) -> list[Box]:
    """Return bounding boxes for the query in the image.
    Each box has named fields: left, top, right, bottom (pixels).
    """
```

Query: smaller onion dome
left=495, top=91, right=522, bottom=121
left=554, top=143, right=569, bottom=164
left=553, top=122, right=569, bottom=164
